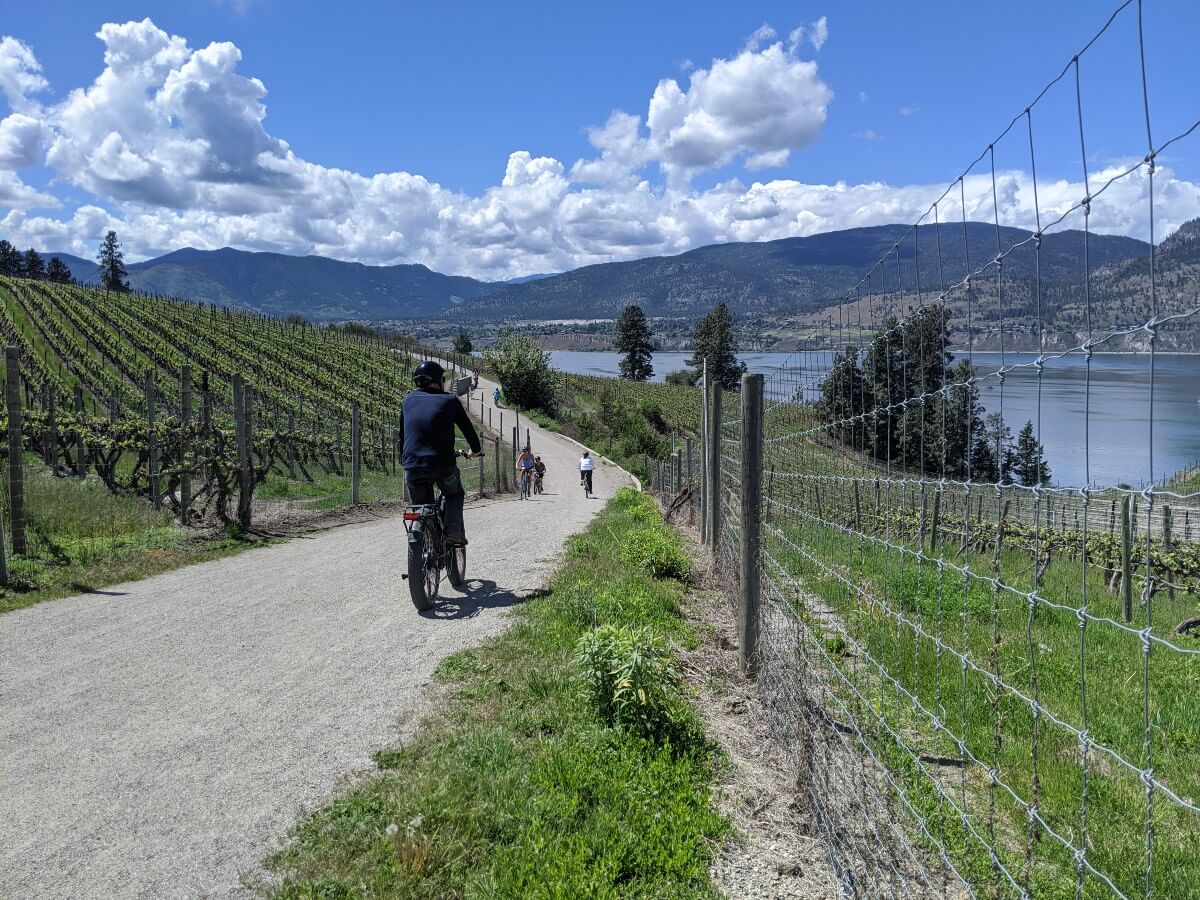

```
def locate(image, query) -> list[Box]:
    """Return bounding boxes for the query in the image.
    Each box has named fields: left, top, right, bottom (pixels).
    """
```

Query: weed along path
left=0, top=380, right=629, bottom=900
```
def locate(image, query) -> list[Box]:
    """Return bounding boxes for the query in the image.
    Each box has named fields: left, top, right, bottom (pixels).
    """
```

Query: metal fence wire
left=650, top=2, right=1199, bottom=895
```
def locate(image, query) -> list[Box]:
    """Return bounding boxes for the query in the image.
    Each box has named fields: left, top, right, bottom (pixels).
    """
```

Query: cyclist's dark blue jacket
left=398, top=387, right=482, bottom=472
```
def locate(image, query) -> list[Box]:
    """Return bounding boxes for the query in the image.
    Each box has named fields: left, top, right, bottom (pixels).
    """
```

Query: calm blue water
left=549, top=350, right=1200, bottom=489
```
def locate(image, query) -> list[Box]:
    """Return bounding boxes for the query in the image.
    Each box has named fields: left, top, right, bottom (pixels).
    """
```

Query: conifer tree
left=46, top=257, right=73, bottom=284
left=0, top=240, right=21, bottom=276
left=614, top=304, right=654, bottom=381
left=453, top=330, right=473, bottom=354
left=22, top=248, right=45, bottom=280
left=688, top=303, right=745, bottom=390
left=1011, top=420, right=1051, bottom=485
left=97, top=230, right=130, bottom=292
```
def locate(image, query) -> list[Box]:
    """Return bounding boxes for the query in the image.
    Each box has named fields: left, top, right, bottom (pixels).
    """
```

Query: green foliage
left=687, top=302, right=745, bottom=390
left=621, top=526, right=692, bottom=580
left=452, top=330, right=473, bottom=354
left=665, top=368, right=698, bottom=386
left=614, top=303, right=654, bottom=381
left=575, top=624, right=683, bottom=738
left=482, top=331, right=556, bottom=411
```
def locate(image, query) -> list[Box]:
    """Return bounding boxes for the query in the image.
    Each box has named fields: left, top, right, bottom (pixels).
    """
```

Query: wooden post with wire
left=5, top=346, right=26, bottom=559
left=351, top=402, right=362, bottom=506
left=739, top=373, right=764, bottom=676
left=180, top=365, right=192, bottom=525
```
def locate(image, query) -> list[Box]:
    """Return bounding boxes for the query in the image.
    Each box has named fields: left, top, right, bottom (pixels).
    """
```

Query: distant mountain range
left=34, top=221, right=1198, bottom=350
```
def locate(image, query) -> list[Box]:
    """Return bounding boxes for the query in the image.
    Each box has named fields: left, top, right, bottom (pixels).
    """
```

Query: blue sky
left=1, top=0, right=1197, bottom=277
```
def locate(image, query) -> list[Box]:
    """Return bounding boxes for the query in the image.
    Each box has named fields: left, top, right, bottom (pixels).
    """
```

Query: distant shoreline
left=547, top=348, right=1200, bottom=356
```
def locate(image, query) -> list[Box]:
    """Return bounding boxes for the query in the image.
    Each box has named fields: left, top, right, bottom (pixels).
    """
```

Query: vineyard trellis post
left=287, top=412, right=297, bottom=480
left=351, top=401, right=361, bottom=506
left=1121, top=494, right=1133, bottom=622
left=145, top=370, right=160, bottom=510
left=72, top=386, right=85, bottom=479
left=700, top=361, right=708, bottom=544
left=5, top=346, right=26, bottom=557
left=180, top=365, right=192, bottom=526
left=494, top=435, right=501, bottom=494
left=706, top=382, right=723, bottom=553
left=738, top=372, right=763, bottom=676
left=233, top=374, right=248, bottom=528
left=44, top=385, right=56, bottom=469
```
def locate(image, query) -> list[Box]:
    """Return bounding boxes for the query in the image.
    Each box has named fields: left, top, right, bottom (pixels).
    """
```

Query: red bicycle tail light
left=403, top=511, right=422, bottom=521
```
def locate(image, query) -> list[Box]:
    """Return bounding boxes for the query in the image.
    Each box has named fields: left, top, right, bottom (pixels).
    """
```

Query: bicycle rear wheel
left=407, top=532, right=436, bottom=611
left=448, top=545, right=467, bottom=587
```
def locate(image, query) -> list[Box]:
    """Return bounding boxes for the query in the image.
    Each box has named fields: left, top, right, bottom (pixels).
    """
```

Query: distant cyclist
left=579, top=451, right=594, bottom=495
left=533, top=454, right=546, bottom=492
left=516, top=446, right=536, bottom=496
left=493, top=386, right=502, bottom=406
left=398, top=361, right=483, bottom=546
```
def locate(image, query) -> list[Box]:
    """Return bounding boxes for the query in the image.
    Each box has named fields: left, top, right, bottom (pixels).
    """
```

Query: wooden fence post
left=708, top=383, right=723, bottom=552
left=700, top=370, right=709, bottom=545
left=1120, top=494, right=1133, bottom=622
left=478, top=449, right=485, bottom=499
left=73, top=386, right=86, bottom=478
left=287, top=412, right=297, bottom=480
left=232, top=374, right=248, bottom=527
left=494, top=435, right=502, bottom=493
left=351, top=401, right=361, bottom=505
left=240, top=383, right=255, bottom=528
left=180, top=365, right=192, bottom=525
left=45, top=387, right=56, bottom=470
left=739, top=373, right=764, bottom=676
left=1163, top=505, right=1174, bottom=603
left=146, top=370, right=160, bottom=509
left=6, top=346, right=26, bottom=558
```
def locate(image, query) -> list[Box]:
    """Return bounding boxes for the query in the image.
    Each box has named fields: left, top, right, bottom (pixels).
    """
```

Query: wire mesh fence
left=649, top=2, right=1199, bottom=895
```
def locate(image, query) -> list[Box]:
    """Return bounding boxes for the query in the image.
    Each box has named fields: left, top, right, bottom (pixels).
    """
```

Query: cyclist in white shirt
left=579, top=451, right=595, bottom=495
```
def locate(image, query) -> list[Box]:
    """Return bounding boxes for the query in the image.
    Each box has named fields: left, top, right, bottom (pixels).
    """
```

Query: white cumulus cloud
left=0, top=18, right=1198, bottom=283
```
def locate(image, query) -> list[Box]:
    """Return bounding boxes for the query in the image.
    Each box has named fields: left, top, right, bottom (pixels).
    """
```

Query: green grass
left=765, top=512, right=1200, bottom=898
left=265, top=488, right=728, bottom=898
left=0, top=459, right=260, bottom=613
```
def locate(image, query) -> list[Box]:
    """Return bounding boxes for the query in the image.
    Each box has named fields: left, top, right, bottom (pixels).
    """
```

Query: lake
left=549, top=350, right=1200, bottom=489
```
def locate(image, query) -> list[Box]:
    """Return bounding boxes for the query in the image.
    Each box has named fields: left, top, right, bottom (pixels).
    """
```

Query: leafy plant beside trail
left=266, top=488, right=727, bottom=898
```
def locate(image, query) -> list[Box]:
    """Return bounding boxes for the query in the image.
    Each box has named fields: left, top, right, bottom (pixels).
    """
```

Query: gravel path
left=0, top=377, right=626, bottom=899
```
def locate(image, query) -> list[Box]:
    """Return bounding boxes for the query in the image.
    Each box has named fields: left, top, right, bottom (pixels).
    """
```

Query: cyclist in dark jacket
left=399, top=360, right=483, bottom=545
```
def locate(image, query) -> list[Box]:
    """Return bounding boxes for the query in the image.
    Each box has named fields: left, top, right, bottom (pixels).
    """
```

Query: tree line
left=0, top=242, right=73, bottom=283
left=614, top=301, right=746, bottom=391
left=816, top=304, right=1050, bottom=485
left=0, top=230, right=132, bottom=292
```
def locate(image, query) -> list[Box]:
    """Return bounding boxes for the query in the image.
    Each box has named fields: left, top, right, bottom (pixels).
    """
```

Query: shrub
left=483, top=332, right=557, bottom=412
left=621, top=527, right=692, bottom=581
left=574, top=624, right=680, bottom=738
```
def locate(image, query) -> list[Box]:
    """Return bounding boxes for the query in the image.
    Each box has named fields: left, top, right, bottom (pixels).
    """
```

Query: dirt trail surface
left=0, top=374, right=627, bottom=900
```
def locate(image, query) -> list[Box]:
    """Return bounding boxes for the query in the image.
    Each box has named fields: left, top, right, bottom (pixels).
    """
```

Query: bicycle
left=518, top=467, right=533, bottom=500
left=402, top=450, right=473, bottom=611
left=580, top=469, right=593, bottom=499
left=533, top=471, right=544, bottom=495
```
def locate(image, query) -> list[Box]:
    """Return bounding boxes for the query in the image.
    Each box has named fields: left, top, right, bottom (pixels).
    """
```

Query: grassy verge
left=265, top=487, right=728, bottom=898
left=0, top=459, right=261, bottom=613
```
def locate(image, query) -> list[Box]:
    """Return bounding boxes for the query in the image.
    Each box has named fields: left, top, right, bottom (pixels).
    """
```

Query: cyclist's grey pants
left=405, top=465, right=466, bottom=542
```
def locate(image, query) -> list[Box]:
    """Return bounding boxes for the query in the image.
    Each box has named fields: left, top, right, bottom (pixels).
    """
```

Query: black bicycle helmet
left=413, top=360, right=445, bottom=388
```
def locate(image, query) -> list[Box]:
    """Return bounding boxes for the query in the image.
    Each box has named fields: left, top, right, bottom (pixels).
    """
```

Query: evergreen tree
left=861, top=318, right=905, bottom=462
left=97, top=230, right=130, bottom=292
left=941, top=360, right=986, bottom=478
left=22, top=248, right=45, bottom=280
left=0, top=240, right=21, bottom=276
left=614, top=304, right=654, bottom=381
left=816, top=346, right=865, bottom=449
left=46, top=257, right=73, bottom=284
left=982, top=412, right=1015, bottom=484
left=453, top=330, right=473, bottom=354
left=688, top=303, right=745, bottom=390
left=1011, top=420, right=1051, bottom=485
